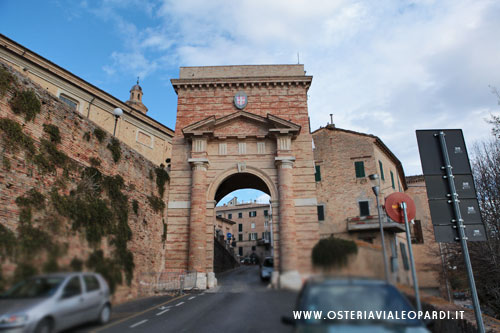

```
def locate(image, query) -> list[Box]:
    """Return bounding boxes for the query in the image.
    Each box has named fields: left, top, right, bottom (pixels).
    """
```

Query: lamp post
left=369, top=173, right=390, bottom=282
left=113, top=107, right=123, bottom=136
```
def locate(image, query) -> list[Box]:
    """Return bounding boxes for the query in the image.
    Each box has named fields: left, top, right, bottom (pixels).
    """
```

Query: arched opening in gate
left=210, top=171, right=276, bottom=278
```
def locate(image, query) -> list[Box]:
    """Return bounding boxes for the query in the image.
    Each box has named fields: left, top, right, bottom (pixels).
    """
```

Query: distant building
left=406, top=175, right=449, bottom=298
left=0, top=34, right=173, bottom=165
left=312, top=125, right=412, bottom=284
left=216, top=198, right=272, bottom=260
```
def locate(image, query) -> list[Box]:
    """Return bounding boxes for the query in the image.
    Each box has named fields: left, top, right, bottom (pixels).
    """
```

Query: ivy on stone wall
left=0, top=65, right=15, bottom=97
left=0, top=118, right=35, bottom=155
left=148, top=195, right=165, bottom=213
left=155, top=165, right=169, bottom=198
left=10, top=89, right=41, bottom=122
left=93, top=128, right=107, bottom=143
left=107, top=137, right=121, bottom=163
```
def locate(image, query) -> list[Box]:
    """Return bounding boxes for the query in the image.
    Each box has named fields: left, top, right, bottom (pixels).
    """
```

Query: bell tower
left=126, top=77, right=148, bottom=114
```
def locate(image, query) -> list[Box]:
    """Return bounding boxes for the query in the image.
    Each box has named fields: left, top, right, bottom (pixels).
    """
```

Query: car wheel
left=98, top=304, right=111, bottom=325
left=35, top=318, right=53, bottom=333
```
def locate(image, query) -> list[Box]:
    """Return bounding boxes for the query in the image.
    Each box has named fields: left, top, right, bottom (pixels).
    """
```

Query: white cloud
left=256, top=193, right=271, bottom=204
left=88, top=0, right=500, bottom=175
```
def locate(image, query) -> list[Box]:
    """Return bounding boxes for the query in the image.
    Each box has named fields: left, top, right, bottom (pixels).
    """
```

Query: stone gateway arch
left=166, top=65, right=320, bottom=289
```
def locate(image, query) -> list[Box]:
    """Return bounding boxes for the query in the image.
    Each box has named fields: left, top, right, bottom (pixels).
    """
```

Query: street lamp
left=113, top=107, right=123, bottom=136
left=369, top=173, right=390, bottom=282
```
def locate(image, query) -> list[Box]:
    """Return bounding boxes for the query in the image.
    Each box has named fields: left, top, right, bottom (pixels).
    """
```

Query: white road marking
left=200, top=293, right=205, bottom=295
left=158, top=305, right=171, bottom=310
left=175, top=302, right=185, bottom=306
left=188, top=296, right=196, bottom=300
left=156, top=309, right=170, bottom=316
left=130, top=319, right=148, bottom=328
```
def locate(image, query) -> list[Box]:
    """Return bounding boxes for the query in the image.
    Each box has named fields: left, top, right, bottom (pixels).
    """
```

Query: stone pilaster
left=188, top=159, right=209, bottom=273
left=275, top=157, right=298, bottom=272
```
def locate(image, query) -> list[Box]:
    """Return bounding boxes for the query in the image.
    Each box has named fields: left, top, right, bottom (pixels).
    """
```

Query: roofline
left=0, top=33, right=173, bottom=137
left=312, top=126, right=408, bottom=190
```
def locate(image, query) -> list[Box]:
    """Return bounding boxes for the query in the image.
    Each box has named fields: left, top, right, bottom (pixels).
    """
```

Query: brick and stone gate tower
left=167, top=65, right=320, bottom=289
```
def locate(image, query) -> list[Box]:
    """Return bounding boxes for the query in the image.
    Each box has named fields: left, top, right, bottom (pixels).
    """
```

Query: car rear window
left=83, top=275, right=101, bottom=292
left=263, top=258, right=274, bottom=267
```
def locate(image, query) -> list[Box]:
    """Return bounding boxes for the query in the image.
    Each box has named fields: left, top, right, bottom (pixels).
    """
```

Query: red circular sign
left=384, top=192, right=416, bottom=223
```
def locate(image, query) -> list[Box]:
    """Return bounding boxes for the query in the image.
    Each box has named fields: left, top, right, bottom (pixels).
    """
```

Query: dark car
left=282, top=278, right=430, bottom=332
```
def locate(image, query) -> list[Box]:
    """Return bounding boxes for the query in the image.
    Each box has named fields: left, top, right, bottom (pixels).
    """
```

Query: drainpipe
left=87, top=96, right=95, bottom=118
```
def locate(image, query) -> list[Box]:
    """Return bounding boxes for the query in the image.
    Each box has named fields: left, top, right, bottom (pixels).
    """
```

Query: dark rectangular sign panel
left=428, top=199, right=482, bottom=225
left=433, top=224, right=487, bottom=243
left=416, top=129, right=485, bottom=242
left=416, top=130, right=472, bottom=175
left=424, top=174, right=477, bottom=200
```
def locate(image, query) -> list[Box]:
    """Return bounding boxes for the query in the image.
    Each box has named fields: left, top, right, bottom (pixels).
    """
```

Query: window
left=63, top=276, right=82, bottom=298
left=59, top=94, right=78, bottom=111
left=412, top=220, right=424, bottom=244
left=379, top=161, right=385, bottom=180
left=238, top=247, right=243, bottom=256
left=249, top=233, right=257, bottom=241
left=262, top=231, right=270, bottom=240
left=264, top=210, right=268, bottom=217
left=238, top=212, right=243, bottom=218
left=83, top=275, right=100, bottom=292
left=257, top=142, right=266, bottom=154
left=228, top=213, right=232, bottom=219
left=264, top=220, right=269, bottom=228
left=315, top=165, right=321, bottom=181
left=317, top=205, right=325, bottom=221
left=400, top=242, right=410, bottom=270
left=217, top=214, right=222, bottom=218
left=238, top=224, right=243, bottom=232
left=251, top=246, right=256, bottom=251
left=238, top=234, right=243, bottom=241
left=219, top=143, right=227, bottom=155
left=390, top=171, right=395, bottom=189
left=359, top=201, right=370, bottom=216
left=251, top=223, right=255, bottom=229
left=249, top=211, right=257, bottom=217
left=354, top=161, right=365, bottom=178
left=238, top=142, right=246, bottom=154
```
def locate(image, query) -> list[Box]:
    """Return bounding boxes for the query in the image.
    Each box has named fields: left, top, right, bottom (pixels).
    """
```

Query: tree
left=466, top=139, right=500, bottom=318
left=489, top=86, right=500, bottom=138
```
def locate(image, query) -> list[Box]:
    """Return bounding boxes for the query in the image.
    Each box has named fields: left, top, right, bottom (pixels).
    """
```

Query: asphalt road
left=86, top=266, right=297, bottom=333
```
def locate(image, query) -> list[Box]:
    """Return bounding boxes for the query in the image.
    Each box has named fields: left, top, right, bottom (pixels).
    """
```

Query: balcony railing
left=346, top=215, right=405, bottom=233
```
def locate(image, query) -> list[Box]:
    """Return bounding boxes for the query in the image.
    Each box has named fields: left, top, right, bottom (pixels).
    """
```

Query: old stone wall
left=0, top=62, right=168, bottom=303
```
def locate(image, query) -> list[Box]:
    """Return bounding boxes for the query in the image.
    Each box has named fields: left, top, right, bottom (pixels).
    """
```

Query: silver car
left=260, top=257, right=274, bottom=281
left=0, top=272, right=111, bottom=333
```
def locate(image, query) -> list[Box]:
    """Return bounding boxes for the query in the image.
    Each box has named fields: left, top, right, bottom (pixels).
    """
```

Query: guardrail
left=137, top=271, right=198, bottom=297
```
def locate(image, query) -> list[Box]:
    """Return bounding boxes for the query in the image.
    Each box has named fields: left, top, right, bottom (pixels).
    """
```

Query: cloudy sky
left=2, top=0, right=499, bottom=203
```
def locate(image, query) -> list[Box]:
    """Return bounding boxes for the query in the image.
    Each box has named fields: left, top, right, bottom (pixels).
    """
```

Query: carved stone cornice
left=171, top=76, right=312, bottom=94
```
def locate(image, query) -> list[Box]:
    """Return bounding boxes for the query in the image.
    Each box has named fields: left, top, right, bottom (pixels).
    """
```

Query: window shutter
left=390, top=171, right=395, bottom=189
left=315, top=165, right=321, bottom=181
left=379, top=161, right=385, bottom=180
left=355, top=161, right=365, bottom=178
left=317, top=205, right=325, bottom=221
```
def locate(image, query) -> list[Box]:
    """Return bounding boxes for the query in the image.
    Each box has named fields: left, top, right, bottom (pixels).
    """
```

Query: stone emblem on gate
left=233, top=91, right=248, bottom=109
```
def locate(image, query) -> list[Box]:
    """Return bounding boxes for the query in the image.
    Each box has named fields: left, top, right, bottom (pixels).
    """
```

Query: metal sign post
left=385, top=192, right=421, bottom=312
left=401, top=202, right=421, bottom=312
left=437, top=131, right=485, bottom=333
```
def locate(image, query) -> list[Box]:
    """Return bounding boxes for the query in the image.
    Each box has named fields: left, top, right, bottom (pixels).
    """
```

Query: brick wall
left=0, top=62, right=168, bottom=304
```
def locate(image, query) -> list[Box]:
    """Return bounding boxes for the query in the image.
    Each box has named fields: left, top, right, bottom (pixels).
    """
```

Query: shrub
left=10, top=89, right=41, bottom=121
left=93, top=127, right=106, bottom=143
left=0, top=66, right=15, bottom=97
left=42, top=124, right=61, bottom=144
left=0, top=118, right=35, bottom=155
left=107, top=137, right=121, bottom=162
left=312, top=236, right=358, bottom=269
left=148, top=195, right=165, bottom=213
left=155, top=166, right=170, bottom=198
